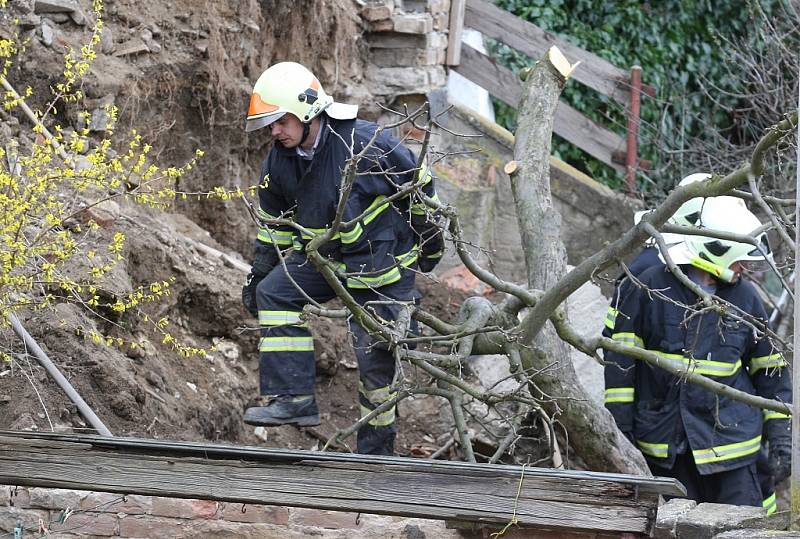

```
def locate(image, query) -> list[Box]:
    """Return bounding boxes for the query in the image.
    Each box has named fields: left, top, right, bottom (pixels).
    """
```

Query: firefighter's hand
left=418, top=231, right=444, bottom=273
left=241, top=271, right=265, bottom=318
left=770, top=438, right=791, bottom=484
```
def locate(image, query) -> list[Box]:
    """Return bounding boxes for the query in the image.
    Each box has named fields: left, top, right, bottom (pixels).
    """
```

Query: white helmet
left=245, top=62, right=357, bottom=132
left=665, top=196, right=771, bottom=283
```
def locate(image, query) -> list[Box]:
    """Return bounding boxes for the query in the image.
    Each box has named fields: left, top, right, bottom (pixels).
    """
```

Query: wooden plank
left=454, top=44, right=626, bottom=173
left=464, top=0, right=630, bottom=105
left=446, top=0, right=466, bottom=65
left=0, top=432, right=684, bottom=534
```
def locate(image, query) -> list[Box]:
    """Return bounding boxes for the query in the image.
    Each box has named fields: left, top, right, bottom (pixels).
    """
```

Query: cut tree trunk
left=509, top=47, right=649, bottom=475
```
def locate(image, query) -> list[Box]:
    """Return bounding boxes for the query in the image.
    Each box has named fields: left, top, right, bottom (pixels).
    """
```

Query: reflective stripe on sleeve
left=359, top=404, right=396, bottom=427
left=604, top=307, right=618, bottom=330
left=763, top=409, right=791, bottom=421
left=259, top=336, right=314, bottom=352
left=637, top=440, right=669, bottom=458
left=612, top=332, right=644, bottom=348
left=763, top=492, right=776, bottom=515
left=346, top=248, right=418, bottom=289
left=359, top=381, right=396, bottom=404
left=257, top=227, right=294, bottom=246
left=604, top=387, right=634, bottom=403
left=750, top=353, right=787, bottom=373
left=692, top=435, right=761, bottom=465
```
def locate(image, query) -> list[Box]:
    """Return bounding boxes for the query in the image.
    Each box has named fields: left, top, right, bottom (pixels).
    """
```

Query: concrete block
left=290, top=508, right=361, bottom=529
left=150, top=497, right=220, bottom=519
left=48, top=511, right=118, bottom=536
left=119, top=515, right=185, bottom=537
left=366, top=65, right=446, bottom=95
left=219, top=503, right=289, bottom=525
left=654, top=498, right=696, bottom=539
left=675, top=503, right=765, bottom=539
left=392, top=13, right=433, bottom=34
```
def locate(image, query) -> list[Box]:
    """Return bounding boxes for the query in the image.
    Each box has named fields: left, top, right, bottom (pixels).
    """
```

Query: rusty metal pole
left=625, top=66, right=642, bottom=197
left=791, top=80, right=800, bottom=530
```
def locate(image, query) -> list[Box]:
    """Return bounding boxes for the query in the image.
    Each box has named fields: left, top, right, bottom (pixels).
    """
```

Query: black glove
left=241, top=270, right=265, bottom=317
left=241, top=242, right=278, bottom=318
left=412, top=213, right=444, bottom=273
left=768, top=420, right=792, bottom=484
left=769, top=436, right=791, bottom=484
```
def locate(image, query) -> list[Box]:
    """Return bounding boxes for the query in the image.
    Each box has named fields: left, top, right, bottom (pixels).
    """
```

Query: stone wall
left=359, top=0, right=449, bottom=111
left=0, top=485, right=460, bottom=538
left=430, top=104, right=641, bottom=285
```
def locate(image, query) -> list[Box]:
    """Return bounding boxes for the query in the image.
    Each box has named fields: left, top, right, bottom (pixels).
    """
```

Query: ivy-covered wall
left=490, top=0, right=792, bottom=196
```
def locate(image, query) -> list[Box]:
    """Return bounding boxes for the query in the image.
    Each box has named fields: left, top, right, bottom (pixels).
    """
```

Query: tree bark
left=510, top=48, right=649, bottom=475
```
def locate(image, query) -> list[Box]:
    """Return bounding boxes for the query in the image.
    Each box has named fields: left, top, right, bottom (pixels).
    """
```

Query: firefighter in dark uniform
left=604, top=195, right=791, bottom=509
left=239, top=62, right=443, bottom=455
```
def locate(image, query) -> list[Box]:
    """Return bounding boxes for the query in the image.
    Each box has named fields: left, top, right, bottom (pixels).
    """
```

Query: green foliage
left=490, top=0, right=788, bottom=193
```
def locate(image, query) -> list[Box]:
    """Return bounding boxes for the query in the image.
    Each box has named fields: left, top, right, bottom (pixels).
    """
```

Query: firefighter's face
left=270, top=114, right=304, bottom=148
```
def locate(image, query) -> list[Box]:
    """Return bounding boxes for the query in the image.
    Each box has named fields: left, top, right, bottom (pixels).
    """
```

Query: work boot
left=243, top=394, right=320, bottom=427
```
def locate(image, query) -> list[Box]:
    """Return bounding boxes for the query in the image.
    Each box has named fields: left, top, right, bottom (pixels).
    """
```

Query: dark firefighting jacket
left=253, top=116, right=441, bottom=289
left=603, top=264, right=791, bottom=475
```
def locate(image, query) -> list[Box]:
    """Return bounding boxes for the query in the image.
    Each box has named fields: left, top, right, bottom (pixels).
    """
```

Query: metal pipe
left=9, top=313, right=113, bottom=437
left=625, top=66, right=642, bottom=196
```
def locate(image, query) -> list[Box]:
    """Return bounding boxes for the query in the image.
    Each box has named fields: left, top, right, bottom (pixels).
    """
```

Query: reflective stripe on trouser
left=256, top=251, right=418, bottom=455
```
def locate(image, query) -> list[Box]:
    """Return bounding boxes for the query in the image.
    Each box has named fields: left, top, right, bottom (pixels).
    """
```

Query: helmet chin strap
left=301, top=122, right=311, bottom=147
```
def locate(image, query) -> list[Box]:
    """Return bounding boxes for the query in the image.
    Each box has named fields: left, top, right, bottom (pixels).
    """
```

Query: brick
left=369, top=19, right=394, bottom=32
left=392, top=13, right=433, bottom=34
left=79, top=492, right=150, bottom=515
left=0, top=486, right=10, bottom=506
left=219, top=502, right=289, bottom=525
left=151, top=497, right=220, bottom=520
left=362, top=2, right=393, bottom=21
left=48, top=511, right=118, bottom=536
left=119, top=515, right=185, bottom=537
left=433, top=12, right=449, bottom=31
left=371, top=47, right=440, bottom=67
left=27, top=487, right=85, bottom=510
left=290, top=508, right=361, bottom=529
left=181, top=519, right=295, bottom=538
left=367, top=31, right=427, bottom=49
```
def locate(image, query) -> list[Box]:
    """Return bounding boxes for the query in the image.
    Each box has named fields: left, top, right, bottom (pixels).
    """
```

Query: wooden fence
left=447, top=0, right=653, bottom=192
left=0, top=431, right=684, bottom=536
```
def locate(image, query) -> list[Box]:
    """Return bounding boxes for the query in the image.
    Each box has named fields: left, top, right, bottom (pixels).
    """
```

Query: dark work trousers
left=653, top=452, right=762, bottom=507
left=255, top=252, right=417, bottom=455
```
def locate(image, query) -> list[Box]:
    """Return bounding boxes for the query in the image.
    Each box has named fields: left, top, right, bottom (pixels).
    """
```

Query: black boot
left=244, top=394, right=320, bottom=427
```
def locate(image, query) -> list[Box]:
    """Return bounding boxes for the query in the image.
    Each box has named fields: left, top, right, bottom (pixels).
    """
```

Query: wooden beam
left=446, top=0, right=466, bottom=65
left=454, top=44, right=626, bottom=173
left=464, top=0, right=631, bottom=105
left=0, top=432, right=684, bottom=535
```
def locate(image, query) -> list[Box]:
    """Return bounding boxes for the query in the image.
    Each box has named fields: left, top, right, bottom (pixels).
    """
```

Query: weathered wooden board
left=0, top=432, right=683, bottom=534
left=446, top=0, right=467, bottom=65
left=464, top=0, right=630, bottom=104
left=453, top=44, right=626, bottom=173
